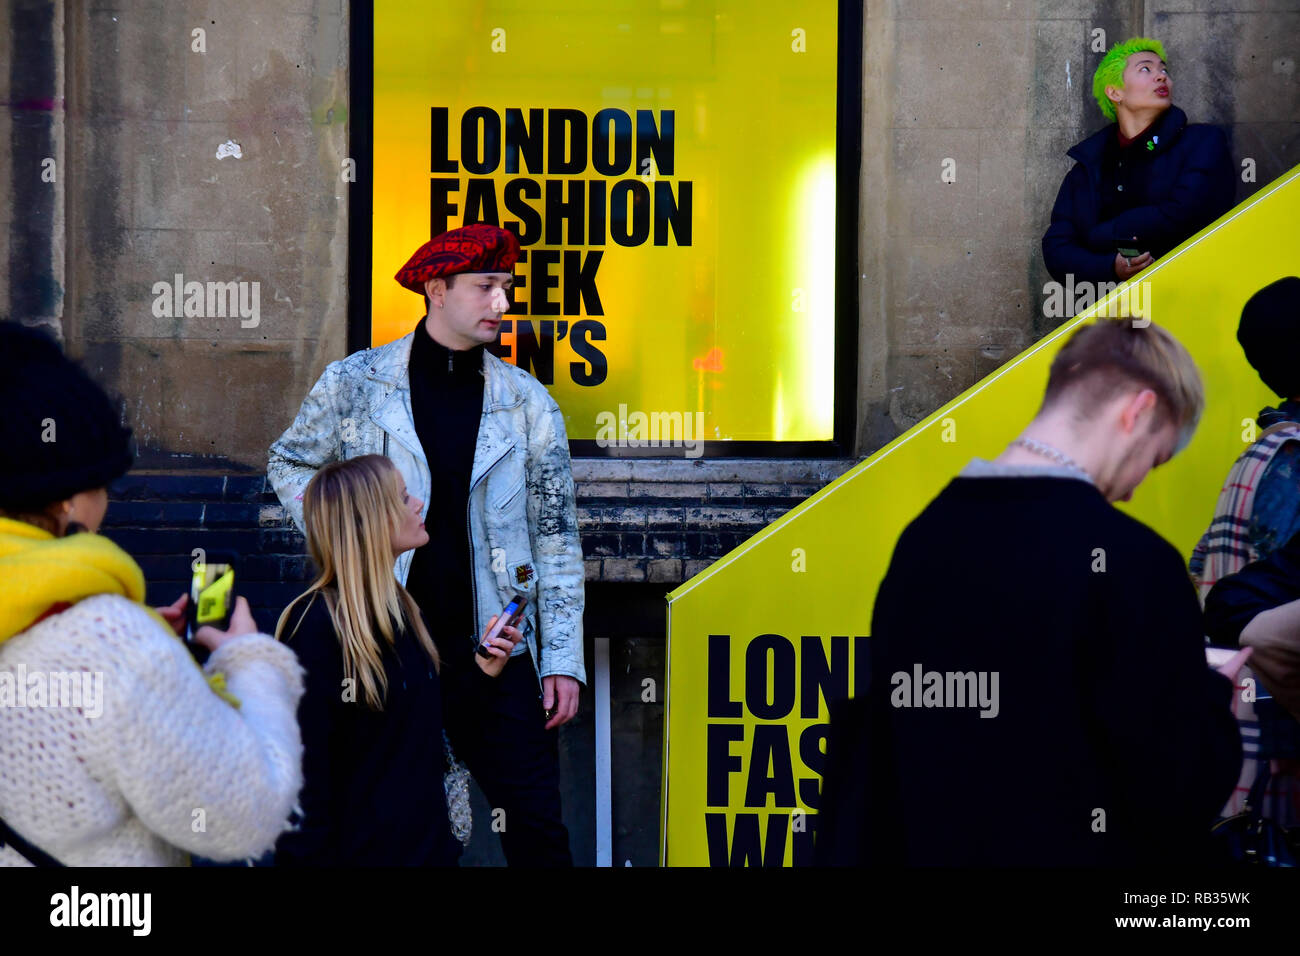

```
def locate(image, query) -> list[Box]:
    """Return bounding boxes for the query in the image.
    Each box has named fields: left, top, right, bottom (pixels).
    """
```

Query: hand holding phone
left=185, top=551, right=239, bottom=662
left=155, top=593, right=190, bottom=637
left=475, top=595, right=526, bottom=678
left=187, top=552, right=238, bottom=633
left=192, top=596, right=258, bottom=654
left=1115, top=250, right=1153, bottom=279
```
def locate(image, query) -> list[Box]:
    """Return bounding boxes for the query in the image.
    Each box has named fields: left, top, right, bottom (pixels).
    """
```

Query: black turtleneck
left=405, top=317, right=486, bottom=657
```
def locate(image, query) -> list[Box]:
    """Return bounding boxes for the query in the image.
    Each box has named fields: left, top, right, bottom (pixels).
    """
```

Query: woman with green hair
left=1042, top=37, right=1234, bottom=287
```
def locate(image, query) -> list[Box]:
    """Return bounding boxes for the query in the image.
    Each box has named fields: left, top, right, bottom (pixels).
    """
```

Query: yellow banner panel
left=663, top=167, right=1300, bottom=865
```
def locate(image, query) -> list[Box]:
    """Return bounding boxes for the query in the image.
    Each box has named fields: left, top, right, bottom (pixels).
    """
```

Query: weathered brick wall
left=575, top=460, right=856, bottom=584
left=104, top=473, right=310, bottom=627
left=103, top=458, right=859, bottom=624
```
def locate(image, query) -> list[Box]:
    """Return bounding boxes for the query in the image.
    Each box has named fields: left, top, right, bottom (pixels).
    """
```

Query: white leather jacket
left=267, top=332, right=586, bottom=686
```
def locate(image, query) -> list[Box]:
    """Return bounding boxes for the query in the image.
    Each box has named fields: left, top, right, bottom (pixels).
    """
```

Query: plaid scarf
left=1190, top=420, right=1300, bottom=602
left=1190, top=414, right=1300, bottom=821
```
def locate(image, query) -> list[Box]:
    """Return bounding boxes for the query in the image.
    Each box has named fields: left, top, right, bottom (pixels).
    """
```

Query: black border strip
left=834, top=0, right=864, bottom=456
left=348, top=0, right=863, bottom=458
left=347, top=0, right=375, bottom=355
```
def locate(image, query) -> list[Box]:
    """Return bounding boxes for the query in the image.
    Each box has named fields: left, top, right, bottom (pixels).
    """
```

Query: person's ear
left=45, top=499, right=73, bottom=536
left=1106, top=84, right=1124, bottom=106
left=424, top=277, right=447, bottom=308
left=1118, top=388, right=1159, bottom=434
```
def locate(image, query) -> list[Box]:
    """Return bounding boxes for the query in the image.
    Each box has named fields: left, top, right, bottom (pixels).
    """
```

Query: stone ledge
left=572, top=458, right=858, bottom=484
left=108, top=463, right=849, bottom=587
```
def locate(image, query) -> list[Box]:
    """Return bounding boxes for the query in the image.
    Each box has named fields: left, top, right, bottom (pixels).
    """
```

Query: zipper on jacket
left=465, top=441, right=514, bottom=650
left=465, top=502, right=478, bottom=649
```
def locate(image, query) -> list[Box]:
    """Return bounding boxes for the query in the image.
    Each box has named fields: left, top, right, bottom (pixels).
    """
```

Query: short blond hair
left=1043, top=318, right=1204, bottom=448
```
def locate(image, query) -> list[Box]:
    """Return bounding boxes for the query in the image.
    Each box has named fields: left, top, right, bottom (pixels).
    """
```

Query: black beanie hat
left=0, top=323, right=134, bottom=512
left=1238, top=277, right=1300, bottom=399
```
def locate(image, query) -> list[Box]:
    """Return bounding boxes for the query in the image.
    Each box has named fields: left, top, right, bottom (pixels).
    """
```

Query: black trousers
left=439, top=647, right=573, bottom=867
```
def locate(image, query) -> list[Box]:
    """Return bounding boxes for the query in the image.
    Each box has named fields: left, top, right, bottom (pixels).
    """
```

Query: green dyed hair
left=1092, top=37, right=1168, bottom=121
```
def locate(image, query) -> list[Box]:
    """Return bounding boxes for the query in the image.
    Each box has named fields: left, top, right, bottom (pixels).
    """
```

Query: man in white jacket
left=268, top=224, right=585, bottom=866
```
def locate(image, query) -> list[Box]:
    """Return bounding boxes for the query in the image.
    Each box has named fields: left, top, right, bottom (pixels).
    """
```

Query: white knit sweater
left=0, top=594, right=304, bottom=866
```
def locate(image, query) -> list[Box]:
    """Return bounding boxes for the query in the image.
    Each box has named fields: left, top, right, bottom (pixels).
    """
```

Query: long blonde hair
left=275, top=455, right=438, bottom=709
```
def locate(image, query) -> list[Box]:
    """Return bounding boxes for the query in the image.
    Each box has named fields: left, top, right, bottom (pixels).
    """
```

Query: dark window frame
left=348, top=1, right=862, bottom=458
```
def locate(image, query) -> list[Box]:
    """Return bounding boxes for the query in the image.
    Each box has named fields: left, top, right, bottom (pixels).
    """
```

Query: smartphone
left=1117, top=247, right=1141, bottom=258
left=187, top=551, right=238, bottom=639
left=476, top=594, right=527, bottom=659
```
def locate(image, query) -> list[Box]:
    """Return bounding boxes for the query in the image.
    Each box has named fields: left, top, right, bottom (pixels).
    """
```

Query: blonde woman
left=273, top=455, right=520, bottom=866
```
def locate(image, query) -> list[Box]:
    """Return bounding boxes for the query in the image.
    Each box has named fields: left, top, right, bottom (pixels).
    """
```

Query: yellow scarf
left=0, top=517, right=238, bottom=706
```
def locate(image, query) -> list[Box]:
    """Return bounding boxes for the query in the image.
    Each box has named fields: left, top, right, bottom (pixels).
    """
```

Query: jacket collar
left=365, top=330, right=526, bottom=413
left=1067, top=105, right=1187, bottom=167
left=364, top=331, right=415, bottom=386
left=1259, top=399, right=1300, bottom=429
left=365, top=331, right=525, bottom=490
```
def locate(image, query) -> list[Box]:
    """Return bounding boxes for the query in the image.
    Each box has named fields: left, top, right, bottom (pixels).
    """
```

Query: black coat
left=273, top=592, right=462, bottom=866
left=1205, top=529, right=1300, bottom=647
left=1042, top=106, right=1234, bottom=284
left=814, top=476, right=1241, bottom=866
left=1203, top=531, right=1300, bottom=748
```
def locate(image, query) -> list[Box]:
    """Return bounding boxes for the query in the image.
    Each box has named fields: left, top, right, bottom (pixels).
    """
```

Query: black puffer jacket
left=1205, top=529, right=1300, bottom=647
left=1042, top=106, right=1234, bottom=284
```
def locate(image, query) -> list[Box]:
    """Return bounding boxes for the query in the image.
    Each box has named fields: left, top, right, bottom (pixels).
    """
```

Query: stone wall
left=3, top=2, right=1294, bottom=464
left=2, top=0, right=64, bottom=338
left=55, top=0, right=347, bottom=467
left=574, top=459, right=855, bottom=583
left=104, top=460, right=857, bottom=618
left=856, top=0, right=1298, bottom=454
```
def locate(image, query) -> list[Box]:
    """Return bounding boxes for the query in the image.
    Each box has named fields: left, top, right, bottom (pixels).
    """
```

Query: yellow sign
left=663, top=166, right=1300, bottom=865
left=372, top=1, right=840, bottom=442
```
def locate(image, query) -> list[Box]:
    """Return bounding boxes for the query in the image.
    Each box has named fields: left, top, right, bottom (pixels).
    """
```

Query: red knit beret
left=394, top=224, right=521, bottom=294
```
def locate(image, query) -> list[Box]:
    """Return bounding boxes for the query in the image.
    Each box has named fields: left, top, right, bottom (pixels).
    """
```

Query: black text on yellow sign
left=430, top=106, right=693, bottom=388
left=704, top=633, right=867, bottom=867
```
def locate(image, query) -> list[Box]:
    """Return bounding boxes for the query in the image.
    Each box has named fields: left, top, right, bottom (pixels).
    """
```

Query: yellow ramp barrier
left=663, top=165, right=1300, bottom=866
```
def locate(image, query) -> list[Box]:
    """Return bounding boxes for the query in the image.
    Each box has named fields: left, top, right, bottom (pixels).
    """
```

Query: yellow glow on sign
left=795, top=153, right=838, bottom=439
left=372, top=1, right=840, bottom=443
